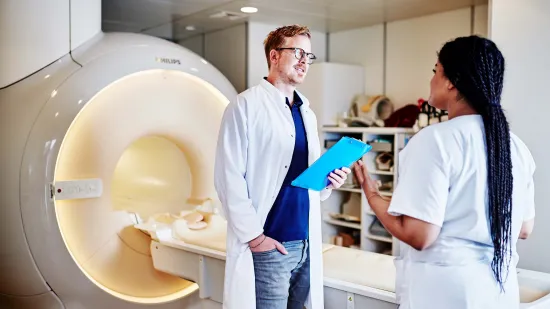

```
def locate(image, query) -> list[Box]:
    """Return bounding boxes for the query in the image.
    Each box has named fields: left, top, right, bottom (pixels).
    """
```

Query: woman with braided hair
left=353, top=35, right=536, bottom=308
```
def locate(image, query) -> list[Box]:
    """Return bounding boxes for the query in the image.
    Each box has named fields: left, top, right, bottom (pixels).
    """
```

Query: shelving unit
left=319, top=126, right=415, bottom=256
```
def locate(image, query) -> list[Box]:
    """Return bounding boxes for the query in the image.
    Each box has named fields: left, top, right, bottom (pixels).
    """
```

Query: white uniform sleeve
left=523, top=178, right=535, bottom=221
left=387, top=130, right=450, bottom=227
left=214, top=98, right=264, bottom=244
left=320, top=188, right=332, bottom=201
left=523, top=157, right=536, bottom=221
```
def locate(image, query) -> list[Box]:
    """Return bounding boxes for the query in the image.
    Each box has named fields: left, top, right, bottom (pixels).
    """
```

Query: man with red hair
left=214, top=24, right=351, bottom=309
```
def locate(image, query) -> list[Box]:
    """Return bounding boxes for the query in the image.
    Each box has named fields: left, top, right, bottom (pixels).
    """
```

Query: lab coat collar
left=260, top=77, right=310, bottom=108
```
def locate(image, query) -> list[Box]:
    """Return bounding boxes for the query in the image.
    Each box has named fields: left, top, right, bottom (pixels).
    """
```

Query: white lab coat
left=387, top=115, right=536, bottom=309
left=214, top=79, right=331, bottom=309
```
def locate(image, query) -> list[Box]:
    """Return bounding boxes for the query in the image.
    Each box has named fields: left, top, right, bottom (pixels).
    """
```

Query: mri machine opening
left=52, top=69, right=229, bottom=304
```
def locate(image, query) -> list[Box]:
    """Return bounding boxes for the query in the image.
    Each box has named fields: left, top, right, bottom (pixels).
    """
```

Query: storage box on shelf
left=319, top=126, right=415, bottom=256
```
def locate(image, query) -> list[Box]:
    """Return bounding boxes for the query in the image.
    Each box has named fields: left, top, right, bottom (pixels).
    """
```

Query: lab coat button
left=285, top=165, right=288, bottom=168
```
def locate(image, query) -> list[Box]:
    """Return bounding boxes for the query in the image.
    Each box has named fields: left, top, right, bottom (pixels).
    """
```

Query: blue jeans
left=252, top=239, right=310, bottom=309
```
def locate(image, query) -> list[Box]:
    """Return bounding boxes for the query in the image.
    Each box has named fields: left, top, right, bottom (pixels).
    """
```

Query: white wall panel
left=205, top=24, right=247, bottom=93
left=385, top=8, right=471, bottom=108
left=328, top=6, right=488, bottom=107
left=474, top=4, right=489, bottom=37
left=328, top=24, right=385, bottom=96
left=178, top=35, right=205, bottom=58
left=0, top=0, right=70, bottom=88
left=491, top=0, right=550, bottom=273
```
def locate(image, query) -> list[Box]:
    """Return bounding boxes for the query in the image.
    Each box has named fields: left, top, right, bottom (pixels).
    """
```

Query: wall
left=473, top=4, right=489, bottom=37
left=328, top=24, right=385, bottom=95
left=178, top=35, right=204, bottom=58
left=491, top=0, right=550, bottom=273
left=142, top=23, right=173, bottom=41
left=203, top=24, right=247, bottom=93
left=385, top=8, right=472, bottom=107
left=328, top=5, right=488, bottom=108
left=247, top=21, right=327, bottom=88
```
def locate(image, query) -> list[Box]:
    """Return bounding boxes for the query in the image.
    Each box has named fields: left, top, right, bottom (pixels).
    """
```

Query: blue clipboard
left=291, top=136, right=372, bottom=191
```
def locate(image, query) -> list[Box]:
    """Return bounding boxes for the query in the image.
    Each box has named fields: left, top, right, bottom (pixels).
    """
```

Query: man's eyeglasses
left=276, top=47, right=317, bottom=64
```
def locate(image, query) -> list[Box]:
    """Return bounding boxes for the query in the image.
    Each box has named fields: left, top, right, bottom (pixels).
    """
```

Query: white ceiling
left=102, top=0, right=488, bottom=41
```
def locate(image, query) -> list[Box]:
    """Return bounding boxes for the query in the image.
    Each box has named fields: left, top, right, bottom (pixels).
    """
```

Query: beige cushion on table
left=322, top=245, right=396, bottom=293
left=172, top=212, right=227, bottom=252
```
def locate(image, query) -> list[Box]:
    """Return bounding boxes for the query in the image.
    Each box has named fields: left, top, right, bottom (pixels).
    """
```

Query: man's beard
left=280, top=68, right=299, bottom=86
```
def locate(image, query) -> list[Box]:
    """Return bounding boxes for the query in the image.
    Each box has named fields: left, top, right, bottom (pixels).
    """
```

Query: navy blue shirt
left=263, top=91, right=310, bottom=242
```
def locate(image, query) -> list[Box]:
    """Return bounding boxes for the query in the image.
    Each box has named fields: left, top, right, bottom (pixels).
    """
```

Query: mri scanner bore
left=53, top=69, right=230, bottom=303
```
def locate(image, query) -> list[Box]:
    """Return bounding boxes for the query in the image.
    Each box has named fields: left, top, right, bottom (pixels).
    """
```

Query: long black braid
left=438, top=35, right=512, bottom=292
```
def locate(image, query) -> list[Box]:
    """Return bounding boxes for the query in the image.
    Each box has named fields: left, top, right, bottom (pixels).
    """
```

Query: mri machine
left=2, top=1, right=550, bottom=308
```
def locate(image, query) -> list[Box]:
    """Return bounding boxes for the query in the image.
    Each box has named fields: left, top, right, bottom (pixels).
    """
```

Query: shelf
left=320, top=125, right=411, bottom=257
left=324, top=218, right=361, bottom=230
left=365, top=232, right=393, bottom=243
left=334, top=186, right=362, bottom=193
left=321, top=126, right=416, bottom=134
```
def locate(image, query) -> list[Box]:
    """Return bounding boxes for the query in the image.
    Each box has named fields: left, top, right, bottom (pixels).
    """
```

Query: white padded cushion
left=322, top=245, right=396, bottom=293
left=172, top=211, right=227, bottom=252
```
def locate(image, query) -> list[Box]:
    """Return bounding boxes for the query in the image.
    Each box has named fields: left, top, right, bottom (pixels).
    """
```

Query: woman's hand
left=326, top=167, right=352, bottom=189
left=353, top=160, right=380, bottom=197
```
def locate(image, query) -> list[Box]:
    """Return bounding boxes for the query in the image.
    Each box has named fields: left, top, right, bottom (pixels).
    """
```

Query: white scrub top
left=388, top=114, right=536, bottom=309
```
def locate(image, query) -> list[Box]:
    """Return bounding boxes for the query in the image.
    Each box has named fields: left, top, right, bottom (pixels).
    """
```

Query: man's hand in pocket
left=248, top=234, right=288, bottom=254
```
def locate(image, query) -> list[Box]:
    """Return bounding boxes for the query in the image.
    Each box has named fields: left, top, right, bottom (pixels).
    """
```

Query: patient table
left=135, top=211, right=550, bottom=309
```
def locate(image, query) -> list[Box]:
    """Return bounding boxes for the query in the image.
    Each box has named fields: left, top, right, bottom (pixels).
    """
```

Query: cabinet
left=319, top=126, right=414, bottom=256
